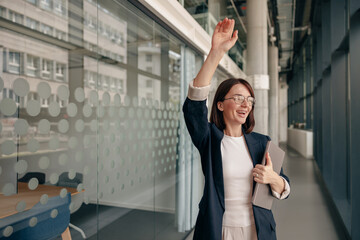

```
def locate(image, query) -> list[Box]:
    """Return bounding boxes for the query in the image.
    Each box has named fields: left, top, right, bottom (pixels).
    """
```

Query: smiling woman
left=182, top=18, right=290, bottom=240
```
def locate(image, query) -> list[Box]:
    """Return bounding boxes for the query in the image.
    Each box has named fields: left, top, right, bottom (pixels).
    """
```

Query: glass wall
left=0, top=0, right=211, bottom=239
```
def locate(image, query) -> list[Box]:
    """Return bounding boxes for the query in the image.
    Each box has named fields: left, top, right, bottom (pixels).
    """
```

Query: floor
left=186, top=144, right=348, bottom=240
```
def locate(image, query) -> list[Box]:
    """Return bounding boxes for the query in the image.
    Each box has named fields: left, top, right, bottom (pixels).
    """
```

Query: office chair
left=18, top=172, right=45, bottom=184
left=0, top=193, right=71, bottom=240
left=56, top=172, right=86, bottom=239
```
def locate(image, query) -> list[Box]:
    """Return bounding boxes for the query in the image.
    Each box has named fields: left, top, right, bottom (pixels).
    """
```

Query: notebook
left=251, top=141, right=285, bottom=210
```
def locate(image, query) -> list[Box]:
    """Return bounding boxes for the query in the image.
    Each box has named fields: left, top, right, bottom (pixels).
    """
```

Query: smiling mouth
left=237, top=110, right=247, bottom=118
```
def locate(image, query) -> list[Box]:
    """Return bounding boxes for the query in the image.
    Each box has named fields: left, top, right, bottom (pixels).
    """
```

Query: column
left=246, top=0, right=269, bottom=134
left=268, top=45, right=279, bottom=144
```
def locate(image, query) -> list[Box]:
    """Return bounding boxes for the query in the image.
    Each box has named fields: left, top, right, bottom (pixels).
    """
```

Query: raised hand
left=211, top=18, right=238, bottom=54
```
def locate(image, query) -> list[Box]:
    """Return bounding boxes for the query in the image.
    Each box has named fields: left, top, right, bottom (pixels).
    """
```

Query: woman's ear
left=217, top=101, right=224, bottom=111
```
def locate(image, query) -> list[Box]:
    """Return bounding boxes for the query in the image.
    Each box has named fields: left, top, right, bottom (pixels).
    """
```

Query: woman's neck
left=223, top=125, right=243, bottom=137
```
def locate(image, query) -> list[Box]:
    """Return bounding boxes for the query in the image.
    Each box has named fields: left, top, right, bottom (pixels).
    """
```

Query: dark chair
left=18, top=172, right=45, bottom=184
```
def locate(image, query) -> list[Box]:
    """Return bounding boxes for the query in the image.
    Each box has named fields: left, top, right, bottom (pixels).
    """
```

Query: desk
left=0, top=182, right=78, bottom=219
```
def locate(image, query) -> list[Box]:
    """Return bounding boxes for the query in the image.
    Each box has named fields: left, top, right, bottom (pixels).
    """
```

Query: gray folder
left=251, top=141, right=285, bottom=210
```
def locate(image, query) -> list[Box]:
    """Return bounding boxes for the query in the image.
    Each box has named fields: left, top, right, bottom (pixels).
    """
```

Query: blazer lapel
left=243, top=130, right=261, bottom=167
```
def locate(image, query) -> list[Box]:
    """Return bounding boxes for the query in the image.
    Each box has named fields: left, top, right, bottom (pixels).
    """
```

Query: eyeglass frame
left=222, top=94, right=256, bottom=106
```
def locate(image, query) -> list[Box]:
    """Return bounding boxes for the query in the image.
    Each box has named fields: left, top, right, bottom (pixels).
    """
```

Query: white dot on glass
left=50, top=173, right=59, bottom=184
left=48, top=101, right=60, bottom=117
left=124, top=95, right=130, bottom=106
left=114, top=94, right=121, bottom=106
left=58, top=153, right=68, bottom=166
left=51, top=209, right=58, bottom=218
left=83, top=104, right=92, bottom=117
left=119, top=107, right=126, bottom=118
left=0, top=98, right=17, bottom=116
left=49, top=137, right=59, bottom=150
left=69, top=202, right=75, bottom=212
left=3, top=226, right=13, bottom=237
left=13, top=78, right=29, bottom=97
left=38, top=119, right=50, bottom=134
left=14, top=119, right=29, bottom=136
left=26, top=100, right=41, bottom=116
left=28, top=178, right=39, bottom=190
left=2, top=183, right=15, bottom=196
left=16, top=201, right=26, bottom=212
left=102, top=92, right=110, bottom=106
left=75, top=87, right=85, bottom=102
left=37, top=82, right=51, bottom=99
left=90, top=90, right=99, bottom=105
left=67, top=103, right=77, bottom=117
left=75, top=119, right=84, bottom=132
left=77, top=183, right=83, bottom=192
left=40, top=194, right=49, bottom=205
left=14, top=160, right=28, bottom=174
left=39, top=156, right=50, bottom=169
left=29, top=217, right=38, bottom=227
left=58, top=119, right=69, bottom=133
left=1, top=140, right=16, bottom=155
left=68, top=137, right=78, bottom=149
left=68, top=170, right=76, bottom=180
left=60, top=188, right=68, bottom=198
left=57, top=85, right=69, bottom=101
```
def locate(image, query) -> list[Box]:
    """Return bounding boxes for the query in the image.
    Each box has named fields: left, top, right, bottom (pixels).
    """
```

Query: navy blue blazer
left=183, top=98, right=290, bottom=240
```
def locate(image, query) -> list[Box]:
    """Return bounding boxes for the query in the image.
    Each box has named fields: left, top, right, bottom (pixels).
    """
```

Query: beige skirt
left=222, top=224, right=258, bottom=240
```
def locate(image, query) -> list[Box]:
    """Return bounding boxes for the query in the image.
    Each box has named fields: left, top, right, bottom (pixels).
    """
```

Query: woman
left=183, top=18, right=290, bottom=240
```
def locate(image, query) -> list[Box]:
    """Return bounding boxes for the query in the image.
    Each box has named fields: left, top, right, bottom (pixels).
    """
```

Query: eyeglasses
left=223, top=94, right=255, bottom=106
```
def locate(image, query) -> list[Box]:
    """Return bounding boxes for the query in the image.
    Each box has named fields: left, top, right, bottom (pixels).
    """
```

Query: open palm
left=212, top=18, right=238, bottom=53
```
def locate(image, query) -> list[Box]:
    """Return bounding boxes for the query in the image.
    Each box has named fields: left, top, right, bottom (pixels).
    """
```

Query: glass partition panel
left=0, top=0, right=203, bottom=239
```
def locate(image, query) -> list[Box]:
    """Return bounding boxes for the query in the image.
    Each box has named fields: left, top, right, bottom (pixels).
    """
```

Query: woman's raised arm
left=193, top=18, right=238, bottom=87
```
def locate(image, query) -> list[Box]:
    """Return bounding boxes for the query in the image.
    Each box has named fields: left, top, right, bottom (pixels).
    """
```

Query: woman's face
left=217, top=83, right=252, bottom=127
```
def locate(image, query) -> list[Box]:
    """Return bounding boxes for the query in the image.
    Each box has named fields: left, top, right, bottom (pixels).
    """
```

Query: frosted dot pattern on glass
left=50, top=173, right=59, bottom=184
left=75, top=87, right=85, bottom=102
left=16, top=201, right=26, bottom=212
left=60, top=188, right=68, bottom=198
left=83, top=104, right=92, bottom=117
left=59, top=153, right=68, bottom=165
left=39, top=156, right=50, bottom=169
left=14, top=160, right=28, bottom=174
left=37, top=82, right=51, bottom=99
left=3, top=226, right=13, bottom=237
left=13, top=78, right=29, bottom=97
left=40, top=194, right=49, bottom=205
left=14, top=119, right=29, bottom=136
left=2, top=183, right=15, bottom=196
left=67, top=103, right=77, bottom=117
left=28, top=178, right=39, bottom=190
left=0, top=98, right=17, bottom=116
left=38, top=119, right=50, bottom=134
left=51, top=209, right=58, bottom=218
left=48, top=101, right=60, bottom=117
left=29, top=217, right=38, bottom=227
left=57, top=85, right=69, bottom=100
left=58, top=119, right=69, bottom=133
left=1, top=140, right=16, bottom=155
left=26, top=100, right=41, bottom=116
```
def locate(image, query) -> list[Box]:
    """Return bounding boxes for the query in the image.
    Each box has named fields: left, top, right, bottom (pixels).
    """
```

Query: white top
left=221, top=134, right=255, bottom=227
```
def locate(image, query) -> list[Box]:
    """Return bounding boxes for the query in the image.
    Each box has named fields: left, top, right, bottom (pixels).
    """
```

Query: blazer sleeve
left=182, top=81, right=211, bottom=152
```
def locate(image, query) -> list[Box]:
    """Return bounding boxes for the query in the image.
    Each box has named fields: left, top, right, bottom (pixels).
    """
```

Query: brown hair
left=209, top=78, right=255, bottom=134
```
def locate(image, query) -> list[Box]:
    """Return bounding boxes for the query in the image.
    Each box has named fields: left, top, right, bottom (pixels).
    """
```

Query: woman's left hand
left=253, top=152, right=277, bottom=184
left=253, top=152, right=285, bottom=194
